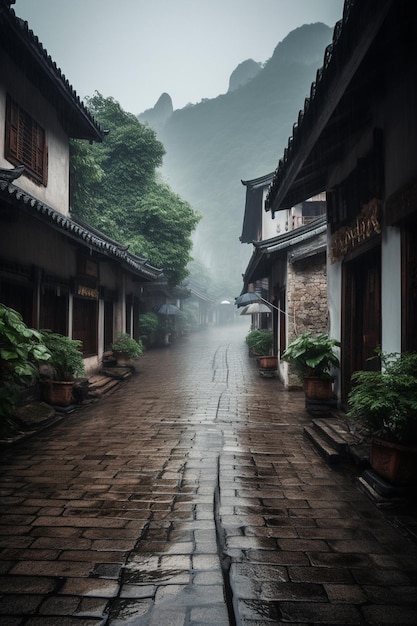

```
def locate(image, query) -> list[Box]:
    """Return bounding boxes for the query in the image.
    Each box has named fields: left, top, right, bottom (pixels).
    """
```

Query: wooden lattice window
left=5, top=95, right=48, bottom=185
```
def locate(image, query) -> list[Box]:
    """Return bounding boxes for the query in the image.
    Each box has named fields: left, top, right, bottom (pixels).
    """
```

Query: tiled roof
left=243, top=216, right=326, bottom=284
left=241, top=172, right=274, bottom=189
left=0, top=0, right=105, bottom=142
left=265, top=0, right=394, bottom=214
left=0, top=170, right=162, bottom=281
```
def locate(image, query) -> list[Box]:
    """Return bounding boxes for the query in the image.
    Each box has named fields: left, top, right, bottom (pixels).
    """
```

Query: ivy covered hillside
left=70, top=93, right=201, bottom=286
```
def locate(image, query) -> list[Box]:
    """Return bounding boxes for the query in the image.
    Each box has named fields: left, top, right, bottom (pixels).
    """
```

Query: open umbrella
left=235, top=292, right=262, bottom=308
left=235, top=293, right=287, bottom=315
left=153, top=304, right=183, bottom=345
left=241, top=302, right=271, bottom=314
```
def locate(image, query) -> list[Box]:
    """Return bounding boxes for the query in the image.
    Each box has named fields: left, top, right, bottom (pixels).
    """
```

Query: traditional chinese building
left=265, top=0, right=417, bottom=403
left=0, top=0, right=162, bottom=374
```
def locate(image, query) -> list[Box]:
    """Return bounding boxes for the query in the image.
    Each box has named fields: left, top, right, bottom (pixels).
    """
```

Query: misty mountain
left=138, top=92, right=173, bottom=134
left=139, top=23, right=334, bottom=294
left=228, top=59, right=262, bottom=92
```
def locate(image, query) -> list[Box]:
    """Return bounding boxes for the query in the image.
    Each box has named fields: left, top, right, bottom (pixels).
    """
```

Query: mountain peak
left=228, top=59, right=262, bottom=93
left=138, top=92, right=173, bottom=130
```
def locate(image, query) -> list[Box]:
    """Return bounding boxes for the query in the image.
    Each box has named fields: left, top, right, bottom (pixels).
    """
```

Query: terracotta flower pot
left=370, top=438, right=417, bottom=486
left=113, top=350, right=130, bottom=366
left=304, top=376, right=334, bottom=400
left=258, top=355, right=278, bottom=370
left=43, top=380, right=74, bottom=406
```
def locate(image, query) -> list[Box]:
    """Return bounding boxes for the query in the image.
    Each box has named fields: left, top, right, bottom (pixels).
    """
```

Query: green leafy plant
left=111, top=333, right=143, bottom=358
left=245, top=329, right=273, bottom=356
left=40, top=330, right=85, bottom=381
left=139, top=313, right=159, bottom=339
left=0, top=304, right=51, bottom=418
left=282, top=332, right=340, bottom=380
left=70, top=93, right=201, bottom=286
left=347, top=350, right=417, bottom=444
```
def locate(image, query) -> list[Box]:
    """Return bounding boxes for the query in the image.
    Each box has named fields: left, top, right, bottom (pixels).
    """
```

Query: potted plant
left=0, top=304, right=51, bottom=429
left=347, top=350, right=417, bottom=485
left=139, top=313, right=159, bottom=349
left=245, top=329, right=277, bottom=371
left=282, top=332, right=340, bottom=399
left=40, top=330, right=85, bottom=406
left=111, top=333, right=143, bottom=365
left=245, top=329, right=273, bottom=356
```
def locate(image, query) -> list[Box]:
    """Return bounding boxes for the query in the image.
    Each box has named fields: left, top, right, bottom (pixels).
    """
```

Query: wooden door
left=341, top=245, right=381, bottom=404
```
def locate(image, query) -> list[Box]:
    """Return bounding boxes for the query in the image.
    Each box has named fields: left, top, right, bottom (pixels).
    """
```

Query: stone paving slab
left=0, top=323, right=417, bottom=625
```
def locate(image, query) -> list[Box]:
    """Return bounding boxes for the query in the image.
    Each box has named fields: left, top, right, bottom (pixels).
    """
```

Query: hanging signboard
left=330, top=198, right=381, bottom=262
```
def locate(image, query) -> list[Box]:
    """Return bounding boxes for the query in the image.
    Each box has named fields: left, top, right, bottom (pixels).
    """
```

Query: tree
left=127, top=180, right=200, bottom=286
left=70, top=92, right=200, bottom=285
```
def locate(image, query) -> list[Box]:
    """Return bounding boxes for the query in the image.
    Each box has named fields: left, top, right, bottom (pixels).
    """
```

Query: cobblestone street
left=1, top=322, right=417, bottom=625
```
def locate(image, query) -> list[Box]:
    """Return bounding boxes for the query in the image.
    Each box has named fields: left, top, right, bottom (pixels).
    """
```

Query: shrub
left=111, top=333, right=143, bottom=358
left=245, top=329, right=273, bottom=356
left=40, top=330, right=85, bottom=381
left=348, top=350, right=417, bottom=444
left=0, top=304, right=51, bottom=418
left=282, top=332, right=340, bottom=380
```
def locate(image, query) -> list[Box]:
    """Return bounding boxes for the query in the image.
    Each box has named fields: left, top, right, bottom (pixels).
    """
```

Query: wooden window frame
left=5, top=95, right=48, bottom=186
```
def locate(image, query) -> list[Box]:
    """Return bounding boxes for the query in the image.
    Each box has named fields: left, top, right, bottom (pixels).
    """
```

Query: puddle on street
left=107, top=598, right=152, bottom=624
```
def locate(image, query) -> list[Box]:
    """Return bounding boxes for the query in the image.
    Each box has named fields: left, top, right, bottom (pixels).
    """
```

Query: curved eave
left=0, top=4, right=105, bottom=142
left=265, top=0, right=394, bottom=215
left=243, top=216, right=327, bottom=284
left=0, top=178, right=162, bottom=281
left=241, top=172, right=274, bottom=189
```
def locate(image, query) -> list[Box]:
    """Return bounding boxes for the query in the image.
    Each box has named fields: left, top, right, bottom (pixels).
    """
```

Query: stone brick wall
left=285, top=253, right=328, bottom=388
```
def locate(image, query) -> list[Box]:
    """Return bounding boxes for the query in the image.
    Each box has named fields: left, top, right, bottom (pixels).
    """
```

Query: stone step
left=88, top=366, right=133, bottom=399
left=303, top=425, right=341, bottom=464
left=304, top=413, right=371, bottom=468
left=100, top=366, right=133, bottom=380
left=88, top=375, right=121, bottom=398
left=311, top=418, right=351, bottom=454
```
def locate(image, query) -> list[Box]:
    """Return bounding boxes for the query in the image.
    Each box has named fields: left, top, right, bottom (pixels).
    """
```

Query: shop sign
left=76, top=284, right=99, bottom=299
left=331, top=198, right=381, bottom=262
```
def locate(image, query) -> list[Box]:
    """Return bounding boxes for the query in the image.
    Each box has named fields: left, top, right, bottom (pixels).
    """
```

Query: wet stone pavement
left=1, top=323, right=417, bottom=626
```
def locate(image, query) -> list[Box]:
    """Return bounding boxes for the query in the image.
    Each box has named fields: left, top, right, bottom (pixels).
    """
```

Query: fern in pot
left=347, top=350, right=417, bottom=485
left=112, top=333, right=143, bottom=365
left=40, top=330, right=85, bottom=406
left=245, top=329, right=277, bottom=371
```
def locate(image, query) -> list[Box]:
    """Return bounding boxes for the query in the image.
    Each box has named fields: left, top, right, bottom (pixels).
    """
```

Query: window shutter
left=5, top=95, right=48, bottom=186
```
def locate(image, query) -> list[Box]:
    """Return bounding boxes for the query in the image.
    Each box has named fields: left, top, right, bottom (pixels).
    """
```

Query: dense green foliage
left=245, top=329, right=273, bottom=356
left=282, top=332, right=340, bottom=381
left=138, top=312, right=159, bottom=347
left=348, top=351, right=417, bottom=444
left=70, top=93, right=200, bottom=286
left=111, top=333, right=143, bottom=358
left=40, top=331, right=85, bottom=381
left=0, top=304, right=51, bottom=419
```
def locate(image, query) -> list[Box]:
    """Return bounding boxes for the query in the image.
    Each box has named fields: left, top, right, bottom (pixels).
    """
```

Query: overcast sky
left=14, top=0, right=345, bottom=116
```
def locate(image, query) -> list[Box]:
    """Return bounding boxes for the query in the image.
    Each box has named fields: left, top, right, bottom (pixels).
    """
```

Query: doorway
left=341, top=244, right=381, bottom=404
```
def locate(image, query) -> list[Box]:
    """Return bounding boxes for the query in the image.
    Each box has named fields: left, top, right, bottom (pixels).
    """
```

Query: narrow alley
left=1, top=323, right=417, bottom=625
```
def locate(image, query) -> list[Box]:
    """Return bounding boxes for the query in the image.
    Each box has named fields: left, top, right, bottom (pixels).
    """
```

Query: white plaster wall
left=0, top=56, right=70, bottom=214
left=327, top=248, right=342, bottom=398
left=327, top=231, right=342, bottom=344
left=263, top=206, right=290, bottom=239
left=381, top=226, right=401, bottom=353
